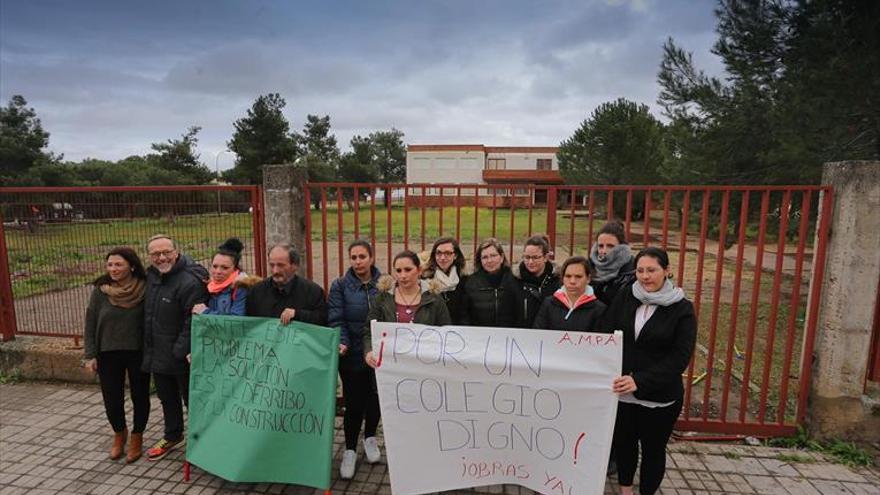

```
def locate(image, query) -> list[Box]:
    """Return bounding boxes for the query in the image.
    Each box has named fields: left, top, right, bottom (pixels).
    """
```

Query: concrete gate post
left=262, top=164, right=309, bottom=268
left=807, top=160, right=880, bottom=440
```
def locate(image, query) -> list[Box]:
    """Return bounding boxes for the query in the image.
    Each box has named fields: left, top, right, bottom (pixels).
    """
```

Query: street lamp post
left=215, top=150, right=232, bottom=215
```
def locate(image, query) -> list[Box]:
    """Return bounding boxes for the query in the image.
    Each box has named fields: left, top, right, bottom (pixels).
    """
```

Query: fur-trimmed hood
left=234, top=274, right=263, bottom=289
left=376, top=274, right=442, bottom=294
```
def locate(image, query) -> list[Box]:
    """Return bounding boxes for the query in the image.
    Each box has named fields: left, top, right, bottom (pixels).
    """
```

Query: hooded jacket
left=142, top=254, right=208, bottom=375
left=532, top=288, right=606, bottom=332
left=362, top=275, right=451, bottom=354
left=511, top=261, right=561, bottom=328
left=328, top=265, right=381, bottom=371
left=203, top=274, right=262, bottom=316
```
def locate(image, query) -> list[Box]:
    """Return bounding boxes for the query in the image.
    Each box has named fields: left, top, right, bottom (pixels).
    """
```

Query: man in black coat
left=246, top=244, right=327, bottom=326
left=142, top=234, right=208, bottom=461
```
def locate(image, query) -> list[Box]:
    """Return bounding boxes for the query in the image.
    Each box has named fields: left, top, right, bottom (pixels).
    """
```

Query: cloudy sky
left=1, top=0, right=724, bottom=169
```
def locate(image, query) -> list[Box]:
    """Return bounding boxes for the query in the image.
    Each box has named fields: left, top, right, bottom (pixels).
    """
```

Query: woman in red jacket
left=605, top=247, right=696, bottom=495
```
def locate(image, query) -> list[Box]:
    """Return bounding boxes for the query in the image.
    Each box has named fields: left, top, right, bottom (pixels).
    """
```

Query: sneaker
left=340, top=449, right=357, bottom=479
left=363, top=436, right=381, bottom=464
left=147, top=438, right=184, bottom=461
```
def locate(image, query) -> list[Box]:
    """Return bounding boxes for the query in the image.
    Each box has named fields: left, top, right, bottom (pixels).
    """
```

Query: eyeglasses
left=148, top=250, right=176, bottom=259
left=522, top=255, right=544, bottom=261
left=480, top=253, right=501, bottom=261
left=435, top=250, right=456, bottom=258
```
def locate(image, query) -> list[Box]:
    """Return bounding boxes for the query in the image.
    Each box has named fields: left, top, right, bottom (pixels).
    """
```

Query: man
left=247, top=244, right=327, bottom=325
left=142, top=234, right=208, bottom=460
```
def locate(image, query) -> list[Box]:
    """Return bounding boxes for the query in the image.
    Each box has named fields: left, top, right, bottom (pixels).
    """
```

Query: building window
left=537, top=158, right=552, bottom=170
left=487, top=158, right=506, bottom=170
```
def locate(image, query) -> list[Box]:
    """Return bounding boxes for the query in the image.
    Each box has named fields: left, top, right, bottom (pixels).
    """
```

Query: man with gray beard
left=142, top=234, right=208, bottom=461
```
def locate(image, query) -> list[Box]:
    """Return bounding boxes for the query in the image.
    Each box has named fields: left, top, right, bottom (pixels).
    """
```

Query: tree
left=0, top=95, right=57, bottom=184
left=558, top=98, right=666, bottom=185
left=367, top=128, right=406, bottom=183
left=293, top=115, right=340, bottom=164
left=149, top=126, right=214, bottom=184
left=227, top=93, right=298, bottom=184
left=658, top=0, right=879, bottom=185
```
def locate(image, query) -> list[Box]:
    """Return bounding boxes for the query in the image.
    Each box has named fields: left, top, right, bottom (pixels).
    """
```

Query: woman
left=590, top=220, right=636, bottom=306
left=328, top=240, right=382, bottom=480
left=192, top=238, right=260, bottom=317
left=532, top=256, right=604, bottom=332
left=83, top=247, right=150, bottom=463
left=460, top=238, right=516, bottom=327
left=605, top=247, right=697, bottom=495
left=512, top=234, right=561, bottom=328
left=421, top=237, right=468, bottom=323
left=364, top=250, right=452, bottom=366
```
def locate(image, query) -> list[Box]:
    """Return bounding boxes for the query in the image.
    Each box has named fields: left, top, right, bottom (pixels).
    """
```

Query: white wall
left=406, top=151, right=485, bottom=184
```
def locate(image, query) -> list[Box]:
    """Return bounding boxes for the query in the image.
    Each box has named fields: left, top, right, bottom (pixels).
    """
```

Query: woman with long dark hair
left=605, top=247, right=696, bottom=495
left=421, top=237, right=467, bottom=323
left=328, top=240, right=382, bottom=479
left=512, top=234, right=561, bottom=328
left=83, top=247, right=150, bottom=463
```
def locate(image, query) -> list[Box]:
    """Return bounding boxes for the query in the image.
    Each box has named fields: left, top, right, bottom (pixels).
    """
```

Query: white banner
left=372, top=322, right=622, bottom=495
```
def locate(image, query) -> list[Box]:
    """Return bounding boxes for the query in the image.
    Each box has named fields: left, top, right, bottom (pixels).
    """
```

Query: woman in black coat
left=421, top=237, right=468, bottom=324
left=532, top=256, right=604, bottom=332
left=511, top=234, right=561, bottom=328
left=606, top=247, right=697, bottom=495
left=460, top=238, right=516, bottom=327
left=590, top=220, right=636, bottom=306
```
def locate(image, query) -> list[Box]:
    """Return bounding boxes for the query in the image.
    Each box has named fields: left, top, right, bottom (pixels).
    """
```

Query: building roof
left=407, top=144, right=558, bottom=153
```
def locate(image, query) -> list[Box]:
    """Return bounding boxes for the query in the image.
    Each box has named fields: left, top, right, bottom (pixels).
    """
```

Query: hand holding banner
left=373, top=322, right=622, bottom=495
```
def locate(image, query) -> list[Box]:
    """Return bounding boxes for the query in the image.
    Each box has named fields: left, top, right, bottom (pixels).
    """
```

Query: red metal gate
left=0, top=185, right=265, bottom=343
left=304, top=182, right=833, bottom=436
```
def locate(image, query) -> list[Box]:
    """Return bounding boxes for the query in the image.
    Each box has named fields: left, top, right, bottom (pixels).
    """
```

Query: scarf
left=207, top=269, right=240, bottom=295
left=631, top=279, right=685, bottom=307
left=590, top=243, right=634, bottom=282
left=432, top=266, right=460, bottom=293
left=552, top=286, right=597, bottom=320
left=100, top=277, right=146, bottom=308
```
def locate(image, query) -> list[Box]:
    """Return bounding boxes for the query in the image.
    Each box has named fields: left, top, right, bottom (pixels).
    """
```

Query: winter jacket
left=511, top=261, right=561, bottom=328
left=460, top=266, right=517, bottom=327
left=203, top=274, right=261, bottom=316
left=421, top=268, right=468, bottom=324
left=362, top=275, right=452, bottom=354
left=603, top=288, right=697, bottom=403
left=328, top=266, right=381, bottom=371
left=246, top=275, right=327, bottom=325
left=142, top=255, right=208, bottom=375
left=84, top=287, right=145, bottom=359
left=591, top=258, right=636, bottom=306
left=532, top=289, right=606, bottom=333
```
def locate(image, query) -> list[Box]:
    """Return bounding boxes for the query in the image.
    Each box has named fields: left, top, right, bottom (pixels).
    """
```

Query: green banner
left=187, top=314, right=339, bottom=488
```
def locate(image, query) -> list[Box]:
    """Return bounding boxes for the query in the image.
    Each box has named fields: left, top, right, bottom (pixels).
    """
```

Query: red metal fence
left=304, top=182, right=833, bottom=436
left=0, top=185, right=265, bottom=343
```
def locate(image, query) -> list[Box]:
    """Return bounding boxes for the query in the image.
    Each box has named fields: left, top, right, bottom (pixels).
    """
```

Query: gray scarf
left=431, top=266, right=460, bottom=293
left=590, top=243, right=634, bottom=282
left=631, top=279, right=685, bottom=306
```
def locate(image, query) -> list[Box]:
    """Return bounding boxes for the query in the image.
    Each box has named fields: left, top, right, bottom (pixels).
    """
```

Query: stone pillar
left=262, top=164, right=309, bottom=264
left=808, top=161, right=880, bottom=440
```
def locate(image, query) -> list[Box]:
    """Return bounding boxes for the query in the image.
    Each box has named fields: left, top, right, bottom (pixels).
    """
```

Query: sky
left=0, top=0, right=724, bottom=170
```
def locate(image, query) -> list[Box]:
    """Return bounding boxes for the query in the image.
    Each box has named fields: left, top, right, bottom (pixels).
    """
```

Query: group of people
left=84, top=219, right=695, bottom=495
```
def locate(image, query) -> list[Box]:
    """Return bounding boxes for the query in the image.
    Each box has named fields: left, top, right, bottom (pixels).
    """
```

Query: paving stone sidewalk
left=1, top=382, right=878, bottom=495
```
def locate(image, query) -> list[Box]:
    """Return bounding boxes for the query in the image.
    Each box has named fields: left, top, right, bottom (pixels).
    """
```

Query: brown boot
left=110, top=429, right=128, bottom=460
left=126, top=432, right=143, bottom=463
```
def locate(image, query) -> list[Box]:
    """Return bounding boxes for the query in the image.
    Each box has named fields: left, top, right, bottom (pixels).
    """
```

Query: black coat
left=142, top=255, right=208, bottom=375
left=590, top=258, right=636, bottom=306
left=532, top=293, right=606, bottom=333
left=421, top=269, right=468, bottom=325
left=460, top=266, right=517, bottom=327
left=511, top=262, right=561, bottom=328
left=246, top=275, right=327, bottom=325
left=603, top=289, right=697, bottom=403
